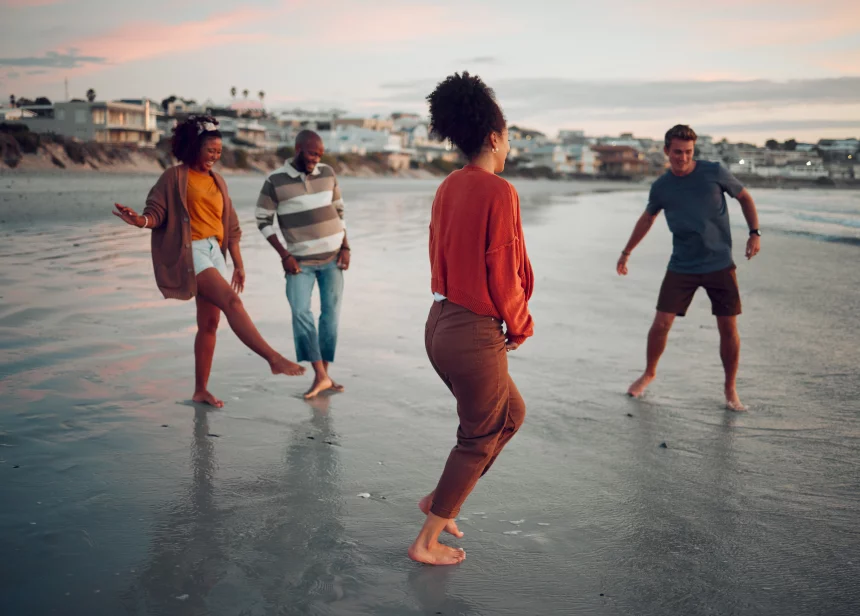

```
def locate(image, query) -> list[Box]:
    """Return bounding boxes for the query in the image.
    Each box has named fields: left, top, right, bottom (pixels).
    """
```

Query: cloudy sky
left=2, top=0, right=859, bottom=143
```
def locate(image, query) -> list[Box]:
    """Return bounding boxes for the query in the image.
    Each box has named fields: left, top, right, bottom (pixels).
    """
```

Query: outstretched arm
left=736, top=189, right=761, bottom=260
left=113, top=173, right=169, bottom=229
left=617, top=210, right=659, bottom=275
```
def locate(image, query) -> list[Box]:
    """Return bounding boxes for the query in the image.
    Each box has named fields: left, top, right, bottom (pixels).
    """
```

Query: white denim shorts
left=191, top=237, right=228, bottom=279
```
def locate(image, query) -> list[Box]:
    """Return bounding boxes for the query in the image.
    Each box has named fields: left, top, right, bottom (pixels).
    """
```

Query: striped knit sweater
left=255, top=160, right=347, bottom=264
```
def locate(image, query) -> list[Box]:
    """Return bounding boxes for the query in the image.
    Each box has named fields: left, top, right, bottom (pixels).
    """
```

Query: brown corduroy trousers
left=425, top=300, right=526, bottom=519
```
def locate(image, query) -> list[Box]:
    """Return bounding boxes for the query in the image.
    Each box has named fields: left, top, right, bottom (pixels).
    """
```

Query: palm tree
left=258, top=90, right=265, bottom=106
left=9, top=94, right=15, bottom=108
left=230, top=86, right=237, bottom=99
left=86, top=88, right=96, bottom=103
left=242, top=89, right=249, bottom=99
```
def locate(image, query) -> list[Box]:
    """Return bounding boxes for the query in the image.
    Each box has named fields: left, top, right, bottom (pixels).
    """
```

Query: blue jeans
left=285, top=259, right=344, bottom=363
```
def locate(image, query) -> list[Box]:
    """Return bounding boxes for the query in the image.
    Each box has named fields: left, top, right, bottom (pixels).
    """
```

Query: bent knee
left=224, top=294, right=243, bottom=313
left=508, top=401, right=526, bottom=430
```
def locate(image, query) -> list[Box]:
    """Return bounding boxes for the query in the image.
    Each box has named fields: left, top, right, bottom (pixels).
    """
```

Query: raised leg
left=196, top=268, right=304, bottom=376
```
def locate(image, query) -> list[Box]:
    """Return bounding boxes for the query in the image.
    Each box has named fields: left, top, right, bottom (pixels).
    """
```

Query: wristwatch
left=749, top=229, right=761, bottom=236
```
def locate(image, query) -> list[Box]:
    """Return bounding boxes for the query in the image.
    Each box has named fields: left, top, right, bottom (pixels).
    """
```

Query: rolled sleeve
left=487, top=239, right=534, bottom=341
left=142, top=171, right=170, bottom=228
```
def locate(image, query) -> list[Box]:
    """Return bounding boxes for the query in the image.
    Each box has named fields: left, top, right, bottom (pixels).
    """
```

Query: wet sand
left=1, top=174, right=859, bottom=615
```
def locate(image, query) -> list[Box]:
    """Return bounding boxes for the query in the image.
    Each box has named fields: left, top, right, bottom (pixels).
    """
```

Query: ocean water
left=0, top=174, right=858, bottom=615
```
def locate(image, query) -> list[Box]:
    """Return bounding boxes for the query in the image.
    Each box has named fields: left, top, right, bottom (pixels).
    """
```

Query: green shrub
left=0, top=123, right=40, bottom=154
left=234, top=148, right=249, bottom=169
left=15, top=132, right=40, bottom=154
left=0, top=133, right=22, bottom=168
left=276, top=145, right=295, bottom=161
left=219, top=147, right=236, bottom=168
left=0, top=122, right=29, bottom=135
left=428, top=158, right=458, bottom=174
left=64, top=140, right=87, bottom=164
left=321, top=153, right=337, bottom=168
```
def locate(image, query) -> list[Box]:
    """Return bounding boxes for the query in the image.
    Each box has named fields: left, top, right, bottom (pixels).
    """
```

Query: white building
left=695, top=135, right=721, bottom=162
left=272, top=109, right=340, bottom=132
left=751, top=162, right=829, bottom=179
left=319, top=125, right=402, bottom=155
left=215, top=116, right=267, bottom=146
left=596, top=133, right=644, bottom=149
left=567, top=144, right=597, bottom=174
left=525, top=144, right=571, bottom=172
left=9, top=100, right=160, bottom=146
left=558, top=129, right=586, bottom=144
left=518, top=144, right=597, bottom=174
left=817, top=138, right=858, bottom=155
left=0, top=107, right=37, bottom=121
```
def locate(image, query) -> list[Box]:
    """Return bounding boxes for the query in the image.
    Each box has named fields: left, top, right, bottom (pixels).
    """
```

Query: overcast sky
left=2, top=0, right=859, bottom=144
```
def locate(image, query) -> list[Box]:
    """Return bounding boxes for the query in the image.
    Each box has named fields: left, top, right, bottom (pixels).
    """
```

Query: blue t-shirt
left=646, top=161, right=745, bottom=274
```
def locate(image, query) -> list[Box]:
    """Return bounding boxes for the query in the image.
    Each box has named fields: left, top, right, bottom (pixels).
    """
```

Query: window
left=91, top=109, right=106, bottom=124
left=75, top=109, right=87, bottom=124
left=56, top=109, right=66, bottom=121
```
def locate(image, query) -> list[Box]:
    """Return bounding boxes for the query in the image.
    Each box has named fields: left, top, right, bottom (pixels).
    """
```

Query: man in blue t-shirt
left=617, top=125, right=762, bottom=411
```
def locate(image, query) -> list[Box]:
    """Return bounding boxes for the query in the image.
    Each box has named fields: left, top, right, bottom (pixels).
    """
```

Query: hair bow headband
left=197, top=121, right=218, bottom=134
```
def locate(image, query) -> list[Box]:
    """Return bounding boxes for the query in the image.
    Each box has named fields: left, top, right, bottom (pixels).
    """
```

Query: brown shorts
left=656, top=265, right=742, bottom=317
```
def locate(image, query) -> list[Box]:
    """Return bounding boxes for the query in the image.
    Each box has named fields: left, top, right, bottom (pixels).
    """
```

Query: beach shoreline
left=1, top=175, right=858, bottom=615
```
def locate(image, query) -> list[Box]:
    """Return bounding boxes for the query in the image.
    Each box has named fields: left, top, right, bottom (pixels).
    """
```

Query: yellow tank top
left=187, top=169, right=224, bottom=245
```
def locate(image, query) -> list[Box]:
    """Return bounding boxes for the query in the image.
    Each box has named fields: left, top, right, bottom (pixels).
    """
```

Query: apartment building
left=10, top=100, right=160, bottom=146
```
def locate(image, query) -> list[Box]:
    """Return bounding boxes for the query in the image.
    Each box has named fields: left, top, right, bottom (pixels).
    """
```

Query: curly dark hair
left=171, top=115, right=222, bottom=164
left=426, top=72, right=506, bottom=159
left=664, top=124, right=697, bottom=148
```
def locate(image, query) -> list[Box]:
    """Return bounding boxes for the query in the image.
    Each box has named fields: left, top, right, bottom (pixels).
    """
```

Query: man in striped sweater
left=256, top=130, right=350, bottom=399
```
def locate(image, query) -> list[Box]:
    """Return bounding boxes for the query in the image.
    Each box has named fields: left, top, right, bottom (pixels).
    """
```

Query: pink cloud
left=54, top=7, right=271, bottom=67
left=283, top=0, right=518, bottom=46
left=1, top=0, right=62, bottom=7
left=630, top=0, right=860, bottom=48
left=816, top=49, right=860, bottom=74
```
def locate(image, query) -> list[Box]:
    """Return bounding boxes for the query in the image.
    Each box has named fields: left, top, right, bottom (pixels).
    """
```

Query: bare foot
left=304, top=374, right=333, bottom=399
left=418, top=494, right=463, bottom=538
left=627, top=373, right=655, bottom=398
left=192, top=390, right=224, bottom=408
left=725, top=389, right=747, bottom=412
left=328, top=380, right=345, bottom=393
left=270, top=356, right=305, bottom=377
left=408, top=541, right=466, bottom=566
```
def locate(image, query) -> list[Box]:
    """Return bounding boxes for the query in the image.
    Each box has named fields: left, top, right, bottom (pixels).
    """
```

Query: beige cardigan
left=142, top=164, right=241, bottom=300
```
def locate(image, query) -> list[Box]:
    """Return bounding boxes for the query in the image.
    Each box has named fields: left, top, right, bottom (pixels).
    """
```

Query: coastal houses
left=5, top=99, right=160, bottom=146
left=1, top=92, right=856, bottom=180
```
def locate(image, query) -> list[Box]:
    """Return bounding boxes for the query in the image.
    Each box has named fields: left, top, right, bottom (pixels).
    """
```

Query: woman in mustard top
left=113, top=116, right=304, bottom=406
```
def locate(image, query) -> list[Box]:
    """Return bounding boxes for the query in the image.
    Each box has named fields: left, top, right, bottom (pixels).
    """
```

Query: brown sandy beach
left=1, top=173, right=859, bottom=615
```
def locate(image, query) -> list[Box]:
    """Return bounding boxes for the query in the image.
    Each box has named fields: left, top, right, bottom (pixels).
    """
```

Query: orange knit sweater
left=429, top=165, right=534, bottom=344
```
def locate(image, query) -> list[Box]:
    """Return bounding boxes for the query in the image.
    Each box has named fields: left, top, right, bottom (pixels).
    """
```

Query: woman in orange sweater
left=409, top=73, right=535, bottom=566
left=113, top=116, right=304, bottom=407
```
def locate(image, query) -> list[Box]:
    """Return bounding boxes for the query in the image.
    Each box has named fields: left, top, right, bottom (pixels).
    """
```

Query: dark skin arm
left=266, top=235, right=302, bottom=275
left=228, top=243, right=245, bottom=293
